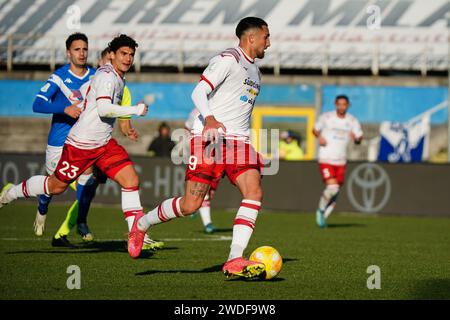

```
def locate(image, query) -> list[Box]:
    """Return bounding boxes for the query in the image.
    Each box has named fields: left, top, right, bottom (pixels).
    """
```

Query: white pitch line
left=0, top=236, right=232, bottom=242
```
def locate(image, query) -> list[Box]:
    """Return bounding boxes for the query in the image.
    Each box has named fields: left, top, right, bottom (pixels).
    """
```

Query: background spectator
left=279, top=130, right=304, bottom=161
left=147, top=122, right=175, bottom=157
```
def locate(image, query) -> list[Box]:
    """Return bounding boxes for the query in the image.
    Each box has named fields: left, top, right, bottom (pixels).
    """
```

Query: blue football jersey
left=34, top=64, right=96, bottom=147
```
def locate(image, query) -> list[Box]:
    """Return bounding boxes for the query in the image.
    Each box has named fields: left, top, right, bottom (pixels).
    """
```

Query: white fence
left=0, top=33, right=446, bottom=76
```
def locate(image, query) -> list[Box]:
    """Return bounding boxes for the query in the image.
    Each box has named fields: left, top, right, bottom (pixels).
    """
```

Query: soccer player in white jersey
left=50, top=47, right=164, bottom=250
left=0, top=35, right=150, bottom=252
left=127, top=17, right=271, bottom=278
left=313, top=95, right=363, bottom=228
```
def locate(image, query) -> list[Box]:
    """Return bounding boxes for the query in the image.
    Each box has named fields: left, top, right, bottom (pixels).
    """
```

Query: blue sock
left=37, top=194, right=52, bottom=215
left=76, top=179, right=98, bottom=224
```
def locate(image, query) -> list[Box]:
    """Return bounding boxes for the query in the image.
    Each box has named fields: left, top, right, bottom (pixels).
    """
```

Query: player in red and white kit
left=313, top=95, right=363, bottom=228
left=128, top=17, right=271, bottom=278
left=0, top=35, right=150, bottom=250
left=184, top=108, right=217, bottom=234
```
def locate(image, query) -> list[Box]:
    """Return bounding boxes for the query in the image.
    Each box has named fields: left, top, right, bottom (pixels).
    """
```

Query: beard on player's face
left=68, top=49, right=87, bottom=66
left=68, top=41, right=88, bottom=68
left=253, top=30, right=269, bottom=59
left=336, top=104, right=349, bottom=115
left=70, top=57, right=87, bottom=69
left=256, top=48, right=265, bottom=59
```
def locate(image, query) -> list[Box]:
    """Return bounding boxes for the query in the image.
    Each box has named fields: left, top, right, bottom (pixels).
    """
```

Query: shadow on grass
left=136, top=264, right=224, bottom=276
left=194, top=227, right=234, bottom=235
left=6, top=240, right=177, bottom=257
left=136, top=257, right=297, bottom=278
left=212, top=228, right=233, bottom=233
left=326, top=223, right=366, bottom=228
left=227, top=276, right=286, bottom=282
left=411, top=279, right=450, bottom=299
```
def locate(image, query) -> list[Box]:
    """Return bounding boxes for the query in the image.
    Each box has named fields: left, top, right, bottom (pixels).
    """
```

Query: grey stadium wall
left=1, top=153, right=449, bottom=217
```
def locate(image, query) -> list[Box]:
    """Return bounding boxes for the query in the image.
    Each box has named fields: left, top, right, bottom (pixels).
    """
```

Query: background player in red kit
left=313, top=95, right=363, bottom=228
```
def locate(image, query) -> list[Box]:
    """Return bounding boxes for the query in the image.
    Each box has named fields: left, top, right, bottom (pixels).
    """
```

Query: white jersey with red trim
left=314, top=111, right=363, bottom=165
left=67, top=63, right=124, bottom=149
left=192, top=47, right=261, bottom=141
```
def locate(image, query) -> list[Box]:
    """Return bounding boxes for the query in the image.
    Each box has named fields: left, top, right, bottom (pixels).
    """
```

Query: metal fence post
left=421, top=46, right=428, bottom=77
left=322, top=44, right=329, bottom=75
left=135, top=50, right=141, bottom=73
left=274, top=50, right=280, bottom=76
left=372, top=40, right=379, bottom=76
left=7, top=34, right=13, bottom=72
left=178, top=41, right=184, bottom=73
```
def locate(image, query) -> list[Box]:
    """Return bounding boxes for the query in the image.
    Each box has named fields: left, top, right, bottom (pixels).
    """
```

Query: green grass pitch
left=0, top=202, right=449, bottom=300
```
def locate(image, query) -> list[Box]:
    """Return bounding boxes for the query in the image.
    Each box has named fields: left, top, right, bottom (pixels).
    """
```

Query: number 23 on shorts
left=58, top=161, right=80, bottom=179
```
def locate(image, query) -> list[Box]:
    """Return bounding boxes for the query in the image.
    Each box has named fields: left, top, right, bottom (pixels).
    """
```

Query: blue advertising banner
left=322, top=86, right=448, bottom=124
left=0, top=80, right=315, bottom=119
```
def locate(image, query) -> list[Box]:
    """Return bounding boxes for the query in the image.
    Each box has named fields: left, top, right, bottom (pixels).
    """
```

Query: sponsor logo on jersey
left=248, top=88, right=259, bottom=96
left=64, top=78, right=73, bottom=84
left=69, top=89, right=83, bottom=101
left=243, top=78, right=260, bottom=90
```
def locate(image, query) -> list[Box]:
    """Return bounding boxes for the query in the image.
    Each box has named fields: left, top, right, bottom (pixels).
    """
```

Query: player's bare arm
left=203, top=115, right=226, bottom=142
left=350, top=132, right=363, bottom=145
left=313, top=128, right=327, bottom=146
left=64, top=100, right=82, bottom=118
left=118, top=119, right=139, bottom=142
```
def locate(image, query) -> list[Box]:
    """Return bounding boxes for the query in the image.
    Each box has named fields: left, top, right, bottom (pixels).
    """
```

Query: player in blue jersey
left=32, top=33, right=97, bottom=247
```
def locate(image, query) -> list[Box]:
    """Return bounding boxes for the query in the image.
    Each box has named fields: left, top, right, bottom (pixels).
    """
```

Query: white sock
left=318, top=184, right=339, bottom=212
left=138, top=197, right=182, bottom=231
left=4, top=176, right=49, bottom=203
left=124, top=213, right=136, bottom=232
left=324, top=201, right=336, bottom=219
left=228, top=199, right=261, bottom=261
left=121, top=187, right=143, bottom=232
left=199, top=196, right=212, bottom=227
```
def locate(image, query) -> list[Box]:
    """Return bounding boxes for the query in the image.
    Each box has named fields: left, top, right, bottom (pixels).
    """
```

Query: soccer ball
left=249, top=246, right=283, bottom=280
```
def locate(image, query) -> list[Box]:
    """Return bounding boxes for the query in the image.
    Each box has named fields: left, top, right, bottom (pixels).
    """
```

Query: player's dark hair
left=66, top=32, right=88, bottom=50
left=108, top=34, right=138, bottom=53
left=101, top=47, right=111, bottom=58
left=335, top=95, right=350, bottom=103
left=158, top=121, right=170, bottom=132
left=235, top=17, right=268, bottom=38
